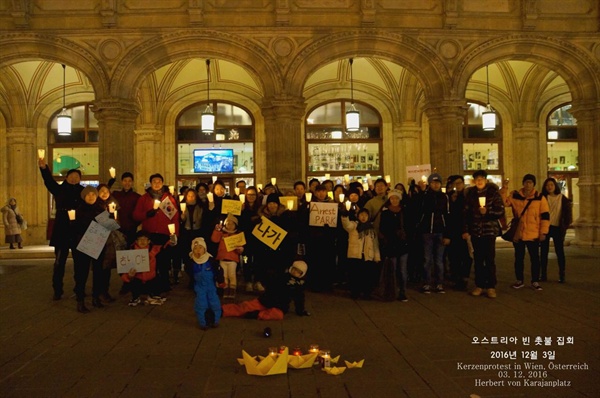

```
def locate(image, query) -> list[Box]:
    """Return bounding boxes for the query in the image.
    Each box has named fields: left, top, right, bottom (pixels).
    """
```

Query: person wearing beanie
left=342, top=207, right=381, bottom=299
left=71, top=185, right=105, bottom=313
left=211, top=213, right=244, bottom=299
left=189, top=237, right=225, bottom=330
left=505, top=174, right=550, bottom=291
left=37, top=155, right=84, bottom=301
left=133, top=173, right=180, bottom=294
left=461, top=170, right=505, bottom=298
left=415, top=172, right=450, bottom=294
left=120, top=231, right=175, bottom=307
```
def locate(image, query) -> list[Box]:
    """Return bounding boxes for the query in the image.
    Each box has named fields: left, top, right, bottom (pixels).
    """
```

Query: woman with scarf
left=342, top=207, right=381, bottom=300
left=2, top=197, right=24, bottom=249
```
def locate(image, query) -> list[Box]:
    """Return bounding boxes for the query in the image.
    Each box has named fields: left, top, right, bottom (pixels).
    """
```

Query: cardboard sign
left=252, top=216, right=288, bottom=250
left=76, top=221, right=111, bottom=259
left=116, top=249, right=150, bottom=273
left=221, top=199, right=243, bottom=216
left=159, top=197, right=178, bottom=220
left=224, top=232, right=247, bottom=252
left=308, top=202, right=338, bottom=227
left=406, top=164, right=431, bottom=183
left=280, top=196, right=298, bottom=211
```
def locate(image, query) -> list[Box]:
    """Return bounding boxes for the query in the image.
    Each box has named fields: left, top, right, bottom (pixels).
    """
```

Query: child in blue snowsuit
left=190, top=237, right=225, bottom=330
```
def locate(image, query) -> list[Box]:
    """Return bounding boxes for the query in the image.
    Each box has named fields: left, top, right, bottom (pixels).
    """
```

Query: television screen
left=193, top=149, right=234, bottom=173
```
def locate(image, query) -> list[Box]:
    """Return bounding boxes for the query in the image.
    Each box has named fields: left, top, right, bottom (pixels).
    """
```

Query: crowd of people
left=36, top=155, right=573, bottom=326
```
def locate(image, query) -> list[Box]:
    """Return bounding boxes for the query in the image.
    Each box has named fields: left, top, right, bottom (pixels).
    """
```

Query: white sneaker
left=254, top=282, right=265, bottom=292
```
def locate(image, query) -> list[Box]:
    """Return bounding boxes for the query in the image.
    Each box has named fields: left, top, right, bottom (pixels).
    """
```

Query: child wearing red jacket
left=120, top=230, right=176, bottom=306
left=211, top=214, right=244, bottom=299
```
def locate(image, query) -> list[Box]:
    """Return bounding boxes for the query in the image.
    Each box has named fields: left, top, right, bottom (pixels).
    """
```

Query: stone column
left=92, top=98, right=139, bottom=183
left=570, top=101, right=600, bottom=246
left=393, top=122, right=423, bottom=183
left=261, top=95, right=306, bottom=189
left=422, top=100, right=467, bottom=178
left=134, top=125, right=164, bottom=193
left=512, top=122, right=542, bottom=178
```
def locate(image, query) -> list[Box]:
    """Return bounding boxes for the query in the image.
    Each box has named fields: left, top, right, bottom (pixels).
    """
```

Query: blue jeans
left=422, top=233, right=444, bottom=286
left=390, top=253, right=408, bottom=294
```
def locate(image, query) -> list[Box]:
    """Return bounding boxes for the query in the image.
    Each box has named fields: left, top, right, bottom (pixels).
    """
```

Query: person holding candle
left=38, top=157, right=84, bottom=300
left=540, top=178, right=572, bottom=283
left=240, top=186, right=264, bottom=292
left=190, top=237, right=226, bottom=330
left=2, top=197, right=25, bottom=249
left=504, top=174, right=550, bottom=291
left=133, top=173, right=180, bottom=294
left=342, top=208, right=381, bottom=300
left=415, top=173, right=450, bottom=294
left=120, top=230, right=174, bottom=307
left=108, top=172, right=141, bottom=247
left=179, top=188, right=208, bottom=288
left=232, top=180, right=247, bottom=201
left=363, top=178, right=389, bottom=236
left=211, top=214, right=244, bottom=299
left=461, top=170, right=505, bottom=298
left=72, top=186, right=106, bottom=312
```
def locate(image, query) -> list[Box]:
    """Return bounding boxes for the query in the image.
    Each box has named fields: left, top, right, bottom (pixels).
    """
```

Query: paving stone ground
left=0, top=244, right=598, bottom=398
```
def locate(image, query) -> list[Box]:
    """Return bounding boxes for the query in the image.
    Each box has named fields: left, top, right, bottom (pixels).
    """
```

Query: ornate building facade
left=1, top=1, right=599, bottom=245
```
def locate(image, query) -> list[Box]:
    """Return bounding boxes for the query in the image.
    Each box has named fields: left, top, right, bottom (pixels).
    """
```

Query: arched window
left=462, top=102, right=503, bottom=185
left=305, top=100, right=382, bottom=184
left=546, top=104, right=578, bottom=199
left=176, top=101, right=255, bottom=192
left=48, top=103, right=99, bottom=181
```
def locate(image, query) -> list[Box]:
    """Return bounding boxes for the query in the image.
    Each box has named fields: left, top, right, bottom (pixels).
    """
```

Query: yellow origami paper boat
left=287, top=352, right=318, bottom=369
left=344, top=359, right=365, bottom=368
left=331, top=355, right=340, bottom=364
left=322, top=366, right=346, bottom=375
left=241, top=347, right=289, bottom=376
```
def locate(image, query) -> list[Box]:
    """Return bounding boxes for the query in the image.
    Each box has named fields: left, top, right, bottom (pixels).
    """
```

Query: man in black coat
left=39, top=157, right=84, bottom=300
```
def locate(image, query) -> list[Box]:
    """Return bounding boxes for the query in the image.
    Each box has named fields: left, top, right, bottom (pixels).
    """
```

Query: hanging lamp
left=482, top=64, right=496, bottom=131
left=57, top=64, right=72, bottom=136
left=345, top=58, right=360, bottom=132
left=201, top=59, right=215, bottom=134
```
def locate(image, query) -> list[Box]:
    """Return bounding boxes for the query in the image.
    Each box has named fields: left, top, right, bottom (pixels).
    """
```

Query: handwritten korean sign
left=116, top=249, right=150, bottom=273
left=309, top=202, right=338, bottom=227
left=406, top=164, right=432, bottom=183
left=221, top=199, right=243, bottom=216
left=224, top=232, right=247, bottom=252
left=76, top=221, right=111, bottom=259
left=252, top=216, right=287, bottom=250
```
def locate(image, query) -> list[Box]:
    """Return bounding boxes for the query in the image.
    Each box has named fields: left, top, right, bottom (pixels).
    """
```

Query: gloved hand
left=146, top=209, right=157, bottom=218
left=169, top=234, right=178, bottom=246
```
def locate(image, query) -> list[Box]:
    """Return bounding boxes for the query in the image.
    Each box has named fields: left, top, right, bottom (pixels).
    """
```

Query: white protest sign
left=76, top=221, right=111, bottom=259
left=309, top=202, right=338, bottom=227
left=159, top=197, right=178, bottom=220
left=95, top=211, right=120, bottom=231
left=221, top=199, right=242, bottom=216
left=406, top=164, right=431, bottom=183
left=116, top=249, right=150, bottom=273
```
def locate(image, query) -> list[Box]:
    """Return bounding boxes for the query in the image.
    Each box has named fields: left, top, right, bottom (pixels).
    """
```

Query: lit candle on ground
left=308, top=344, right=319, bottom=354
left=109, top=167, right=116, bottom=178
left=108, top=202, right=116, bottom=213
left=207, top=192, right=214, bottom=202
left=271, top=177, right=277, bottom=185
left=212, top=176, right=217, bottom=183
left=37, top=149, right=45, bottom=159
left=305, top=192, right=312, bottom=202
left=268, top=347, right=278, bottom=357
left=168, top=223, right=176, bottom=235
left=169, top=186, right=175, bottom=195
left=345, top=201, right=351, bottom=211
left=68, top=210, right=76, bottom=220
left=153, top=200, right=160, bottom=209
left=292, top=347, right=302, bottom=356
left=479, top=197, right=486, bottom=207
left=235, top=187, right=240, bottom=196
left=278, top=346, right=287, bottom=354
left=321, top=350, right=331, bottom=368
left=180, top=203, right=186, bottom=213
left=338, top=193, right=345, bottom=203
left=239, top=194, right=245, bottom=203
left=287, top=200, right=294, bottom=210
left=385, top=175, right=391, bottom=184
